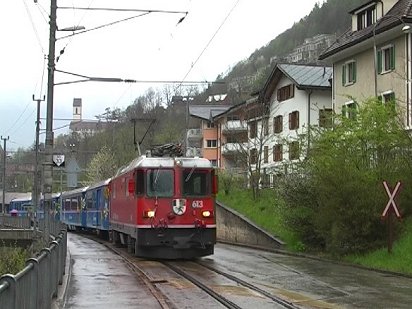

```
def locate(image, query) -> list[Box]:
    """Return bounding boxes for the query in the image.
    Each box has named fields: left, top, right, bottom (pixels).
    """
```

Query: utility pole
left=44, top=0, right=57, bottom=242
left=1, top=136, right=9, bottom=214
left=33, top=95, right=45, bottom=229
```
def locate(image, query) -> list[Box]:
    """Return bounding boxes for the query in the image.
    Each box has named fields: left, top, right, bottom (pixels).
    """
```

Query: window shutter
left=296, top=111, right=300, bottom=128
left=377, top=50, right=383, bottom=73
left=289, top=113, right=292, bottom=129
left=277, top=89, right=281, bottom=101
left=342, top=65, right=346, bottom=86
left=291, top=84, right=295, bottom=98
left=390, top=45, right=395, bottom=70
left=352, top=62, right=357, bottom=82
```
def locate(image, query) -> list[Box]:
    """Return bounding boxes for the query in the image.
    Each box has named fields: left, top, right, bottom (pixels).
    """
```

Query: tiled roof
left=69, top=120, right=109, bottom=131
left=278, top=64, right=332, bottom=89
left=189, top=105, right=232, bottom=121
left=260, top=63, right=332, bottom=103
left=319, top=0, right=412, bottom=60
left=73, top=98, right=82, bottom=107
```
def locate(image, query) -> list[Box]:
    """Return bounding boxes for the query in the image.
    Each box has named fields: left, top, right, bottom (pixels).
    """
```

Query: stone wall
left=216, top=201, right=285, bottom=249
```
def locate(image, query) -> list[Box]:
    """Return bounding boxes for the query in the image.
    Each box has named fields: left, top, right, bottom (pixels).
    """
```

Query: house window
left=342, top=101, right=357, bottom=119
left=227, top=115, right=240, bottom=121
left=378, top=45, right=395, bottom=74
left=250, top=148, right=258, bottom=164
left=206, top=140, right=217, bottom=148
left=356, top=5, right=376, bottom=30
left=249, top=121, right=257, bottom=138
left=342, top=60, right=356, bottom=86
left=273, top=115, right=283, bottom=133
left=289, top=111, right=299, bottom=130
left=319, top=108, right=333, bottom=128
left=273, top=144, right=283, bottom=162
left=289, top=141, right=300, bottom=160
left=378, top=91, right=396, bottom=110
left=264, top=146, right=268, bottom=163
left=206, top=121, right=215, bottom=128
left=277, top=84, right=294, bottom=102
left=382, top=92, right=395, bottom=103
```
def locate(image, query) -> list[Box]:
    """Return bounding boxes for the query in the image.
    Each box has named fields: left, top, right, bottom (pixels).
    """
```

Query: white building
left=256, top=63, right=332, bottom=184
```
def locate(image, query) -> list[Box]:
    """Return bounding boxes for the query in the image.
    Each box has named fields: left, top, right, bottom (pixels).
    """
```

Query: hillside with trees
left=9, top=0, right=366, bottom=191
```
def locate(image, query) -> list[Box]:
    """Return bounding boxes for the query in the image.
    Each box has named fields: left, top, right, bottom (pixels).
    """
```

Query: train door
left=80, top=195, right=87, bottom=228
left=102, top=186, right=110, bottom=230
left=95, top=188, right=101, bottom=228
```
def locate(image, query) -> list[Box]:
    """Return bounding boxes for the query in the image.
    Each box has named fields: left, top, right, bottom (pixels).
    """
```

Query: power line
left=58, top=6, right=188, bottom=15
left=22, top=0, right=45, bottom=54
left=57, top=12, right=151, bottom=40
left=177, top=0, right=240, bottom=90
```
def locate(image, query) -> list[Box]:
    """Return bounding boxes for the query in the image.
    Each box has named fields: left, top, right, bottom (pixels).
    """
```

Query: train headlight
left=143, top=210, right=155, bottom=218
left=202, top=210, right=213, bottom=218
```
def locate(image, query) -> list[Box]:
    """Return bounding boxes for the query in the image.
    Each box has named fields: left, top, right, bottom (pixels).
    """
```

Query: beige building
left=319, top=0, right=412, bottom=127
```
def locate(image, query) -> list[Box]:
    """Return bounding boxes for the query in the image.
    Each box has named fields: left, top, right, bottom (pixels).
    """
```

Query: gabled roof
left=319, top=0, right=412, bottom=60
left=189, top=105, right=231, bottom=121
left=260, top=63, right=332, bottom=103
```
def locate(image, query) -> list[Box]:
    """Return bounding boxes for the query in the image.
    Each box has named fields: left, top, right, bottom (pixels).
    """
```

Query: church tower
left=73, top=98, right=82, bottom=121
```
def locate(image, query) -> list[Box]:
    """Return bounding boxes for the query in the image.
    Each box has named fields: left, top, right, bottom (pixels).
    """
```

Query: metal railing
left=0, top=216, right=67, bottom=309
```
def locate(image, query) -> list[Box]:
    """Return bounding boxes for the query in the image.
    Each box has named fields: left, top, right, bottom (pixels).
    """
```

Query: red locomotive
left=109, top=145, right=218, bottom=259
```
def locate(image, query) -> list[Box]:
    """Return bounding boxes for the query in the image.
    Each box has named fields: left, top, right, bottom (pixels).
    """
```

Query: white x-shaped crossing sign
left=382, top=181, right=401, bottom=218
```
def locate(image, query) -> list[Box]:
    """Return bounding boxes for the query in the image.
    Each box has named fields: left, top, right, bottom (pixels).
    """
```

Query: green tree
left=84, top=146, right=118, bottom=184
left=278, top=98, right=412, bottom=255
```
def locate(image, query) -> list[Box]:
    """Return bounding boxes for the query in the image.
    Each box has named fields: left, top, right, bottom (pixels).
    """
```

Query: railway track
left=163, top=261, right=303, bottom=309
left=105, top=241, right=304, bottom=308
left=78, top=233, right=307, bottom=308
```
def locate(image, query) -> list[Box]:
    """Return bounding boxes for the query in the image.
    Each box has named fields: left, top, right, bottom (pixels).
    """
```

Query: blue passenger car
left=39, top=193, right=61, bottom=220
left=9, top=195, right=33, bottom=217
left=60, top=187, right=88, bottom=230
left=85, top=179, right=111, bottom=235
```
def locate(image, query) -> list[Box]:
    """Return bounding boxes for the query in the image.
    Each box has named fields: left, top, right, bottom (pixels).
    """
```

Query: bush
left=218, top=170, right=245, bottom=195
left=277, top=99, right=412, bottom=256
left=0, top=242, right=29, bottom=275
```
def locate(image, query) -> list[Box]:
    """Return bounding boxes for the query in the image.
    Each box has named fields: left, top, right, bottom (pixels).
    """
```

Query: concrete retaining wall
left=216, top=201, right=285, bottom=249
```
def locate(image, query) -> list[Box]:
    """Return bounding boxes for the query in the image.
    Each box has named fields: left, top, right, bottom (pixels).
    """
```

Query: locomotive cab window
left=183, top=169, right=210, bottom=197
left=146, top=169, right=174, bottom=197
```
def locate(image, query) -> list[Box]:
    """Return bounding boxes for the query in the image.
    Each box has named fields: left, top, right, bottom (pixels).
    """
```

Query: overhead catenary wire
left=55, top=0, right=95, bottom=63
left=176, top=0, right=240, bottom=91
left=22, top=0, right=45, bottom=54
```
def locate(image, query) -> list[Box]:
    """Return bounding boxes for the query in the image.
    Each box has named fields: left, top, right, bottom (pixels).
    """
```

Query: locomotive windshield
left=146, top=169, right=174, bottom=197
left=182, top=169, right=210, bottom=197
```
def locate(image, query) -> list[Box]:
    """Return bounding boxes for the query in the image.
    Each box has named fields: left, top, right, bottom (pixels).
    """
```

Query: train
left=63, top=154, right=218, bottom=259
left=9, top=149, right=218, bottom=259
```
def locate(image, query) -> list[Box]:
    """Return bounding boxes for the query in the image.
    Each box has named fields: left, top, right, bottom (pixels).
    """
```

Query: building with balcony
left=187, top=104, right=232, bottom=167
left=319, top=0, right=412, bottom=127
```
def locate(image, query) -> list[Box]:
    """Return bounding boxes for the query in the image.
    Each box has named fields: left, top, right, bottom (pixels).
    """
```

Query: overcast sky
left=1, top=0, right=323, bottom=151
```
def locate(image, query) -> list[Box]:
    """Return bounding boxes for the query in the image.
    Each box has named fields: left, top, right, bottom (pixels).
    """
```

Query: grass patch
left=345, top=219, right=412, bottom=275
left=217, top=188, right=301, bottom=250
left=218, top=188, right=412, bottom=275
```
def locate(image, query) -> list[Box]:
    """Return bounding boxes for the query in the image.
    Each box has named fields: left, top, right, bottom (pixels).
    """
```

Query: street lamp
left=372, top=15, right=411, bottom=98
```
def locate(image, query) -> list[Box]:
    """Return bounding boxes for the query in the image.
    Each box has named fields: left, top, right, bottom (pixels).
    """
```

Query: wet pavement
left=206, top=244, right=412, bottom=308
left=55, top=233, right=162, bottom=309
left=55, top=234, right=412, bottom=308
